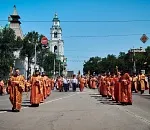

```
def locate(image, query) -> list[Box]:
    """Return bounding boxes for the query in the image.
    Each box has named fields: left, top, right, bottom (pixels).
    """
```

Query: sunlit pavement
left=0, top=88, right=150, bottom=130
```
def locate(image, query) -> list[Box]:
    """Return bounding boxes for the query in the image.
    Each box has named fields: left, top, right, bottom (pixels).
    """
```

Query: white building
left=49, top=13, right=64, bottom=62
left=7, top=7, right=67, bottom=77
left=49, top=13, right=68, bottom=76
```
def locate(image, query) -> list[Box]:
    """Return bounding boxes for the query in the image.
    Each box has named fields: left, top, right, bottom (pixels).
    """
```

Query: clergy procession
left=0, top=67, right=149, bottom=112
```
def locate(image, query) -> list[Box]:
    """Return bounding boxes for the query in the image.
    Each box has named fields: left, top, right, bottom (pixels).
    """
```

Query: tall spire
left=53, top=12, right=59, bottom=22
left=13, top=5, right=18, bottom=15
left=55, top=12, right=58, bottom=18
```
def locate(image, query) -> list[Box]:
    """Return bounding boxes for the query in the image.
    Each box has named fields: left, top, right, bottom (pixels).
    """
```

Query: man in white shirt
left=63, top=77, right=68, bottom=92
left=72, top=75, right=78, bottom=92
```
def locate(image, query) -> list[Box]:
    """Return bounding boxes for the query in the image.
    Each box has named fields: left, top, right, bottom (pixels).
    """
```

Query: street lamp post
left=34, top=43, right=37, bottom=70
left=132, top=47, right=136, bottom=73
left=59, top=61, right=60, bottom=76
left=53, top=54, right=56, bottom=77
left=57, top=40, right=61, bottom=76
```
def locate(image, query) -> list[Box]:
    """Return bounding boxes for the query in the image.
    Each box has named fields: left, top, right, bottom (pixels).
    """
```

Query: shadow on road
left=0, top=109, right=12, bottom=112
left=21, top=104, right=30, bottom=107
left=140, top=95, right=150, bottom=100
left=90, top=93, right=122, bottom=106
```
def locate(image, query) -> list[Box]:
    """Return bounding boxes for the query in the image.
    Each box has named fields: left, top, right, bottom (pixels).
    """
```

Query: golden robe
left=9, top=75, right=25, bottom=110
left=30, top=75, right=41, bottom=105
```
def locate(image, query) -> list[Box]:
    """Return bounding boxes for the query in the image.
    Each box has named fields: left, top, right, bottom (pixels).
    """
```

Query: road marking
left=0, top=111, right=7, bottom=114
left=23, top=91, right=91, bottom=107
left=0, top=89, right=92, bottom=114
left=40, top=93, right=77, bottom=105
left=116, top=105, right=150, bottom=126
left=0, top=92, right=81, bottom=114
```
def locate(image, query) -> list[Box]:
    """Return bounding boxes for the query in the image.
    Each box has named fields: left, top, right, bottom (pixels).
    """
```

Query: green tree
left=83, top=56, right=102, bottom=74
left=41, top=52, right=63, bottom=77
left=83, top=49, right=149, bottom=75
left=0, top=27, right=22, bottom=78
left=143, top=46, right=150, bottom=73
left=20, top=31, right=43, bottom=77
left=117, top=52, right=131, bottom=72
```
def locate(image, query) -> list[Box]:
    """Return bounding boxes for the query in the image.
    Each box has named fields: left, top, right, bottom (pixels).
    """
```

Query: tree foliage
left=37, top=51, right=63, bottom=77
left=20, top=31, right=44, bottom=77
left=20, top=31, right=43, bottom=59
left=20, top=31, right=63, bottom=77
left=0, top=27, right=22, bottom=78
left=83, top=48, right=150, bottom=75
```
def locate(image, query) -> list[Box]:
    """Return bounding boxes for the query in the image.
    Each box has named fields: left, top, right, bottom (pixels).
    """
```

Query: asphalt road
left=0, top=88, right=150, bottom=130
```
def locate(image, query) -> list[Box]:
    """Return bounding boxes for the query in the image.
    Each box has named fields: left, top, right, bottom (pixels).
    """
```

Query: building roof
left=10, top=5, right=20, bottom=19
left=52, top=13, right=60, bottom=22
left=13, top=5, right=18, bottom=15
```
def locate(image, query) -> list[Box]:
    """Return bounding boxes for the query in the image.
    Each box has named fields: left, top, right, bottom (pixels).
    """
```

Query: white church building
left=49, top=13, right=64, bottom=62
left=49, top=13, right=67, bottom=76
left=3, top=6, right=67, bottom=77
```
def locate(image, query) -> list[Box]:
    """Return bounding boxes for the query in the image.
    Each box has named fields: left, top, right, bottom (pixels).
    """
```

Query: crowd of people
left=90, top=71, right=149, bottom=105
left=0, top=68, right=149, bottom=112
left=0, top=69, right=54, bottom=112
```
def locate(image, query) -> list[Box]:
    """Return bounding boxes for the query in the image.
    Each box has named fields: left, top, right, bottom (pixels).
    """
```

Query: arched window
left=54, top=32, right=58, bottom=38
left=54, top=45, right=57, bottom=53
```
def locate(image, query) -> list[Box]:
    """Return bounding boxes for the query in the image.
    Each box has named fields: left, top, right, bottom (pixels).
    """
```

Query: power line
left=63, top=33, right=150, bottom=38
left=0, top=19, right=150, bottom=23
left=21, top=20, right=150, bottom=23
left=65, top=49, right=118, bottom=53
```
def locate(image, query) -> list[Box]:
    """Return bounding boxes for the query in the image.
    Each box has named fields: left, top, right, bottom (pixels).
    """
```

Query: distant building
left=49, top=13, right=64, bottom=62
left=49, top=13, right=67, bottom=76
left=67, top=71, right=74, bottom=78
left=8, top=5, right=28, bottom=77
left=1, top=6, right=67, bottom=77
left=8, top=5, right=38, bottom=77
left=128, top=47, right=146, bottom=53
left=9, top=5, right=23, bottom=39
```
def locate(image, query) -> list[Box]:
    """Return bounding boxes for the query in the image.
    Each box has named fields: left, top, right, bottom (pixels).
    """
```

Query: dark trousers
left=72, top=83, right=77, bottom=92
left=63, top=84, right=68, bottom=92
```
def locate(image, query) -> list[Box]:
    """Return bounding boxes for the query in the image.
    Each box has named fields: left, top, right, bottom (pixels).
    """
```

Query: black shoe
left=36, top=104, right=39, bottom=107
left=127, top=102, right=132, bottom=105
left=16, top=110, right=20, bottom=112
left=13, top=109, right=20, bottom=112
left=12, top=107, right=15, bottom=112
left=30, top=104, right=35, bottom=107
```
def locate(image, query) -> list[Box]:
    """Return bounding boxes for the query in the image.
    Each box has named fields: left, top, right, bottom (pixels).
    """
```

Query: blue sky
left=0, top=0, right=150, bottom=74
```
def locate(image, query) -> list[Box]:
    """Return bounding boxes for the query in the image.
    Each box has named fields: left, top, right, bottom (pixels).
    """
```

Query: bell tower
left=51, top=13, right=62, bottom=40
left=9, top=5, right=23, bottom=39
left=49, top=13, right=64, bottom=62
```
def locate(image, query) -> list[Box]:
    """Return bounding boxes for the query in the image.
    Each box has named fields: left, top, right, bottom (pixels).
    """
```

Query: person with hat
left=41, top=72, right=46, bottom=99
left=41, top=72, right=49, bottom=99
left=30, top=70, right=41, bottom=107
left=120, top=71, right=132, bottom=105
left=9, top=68, right=25, bottom=112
